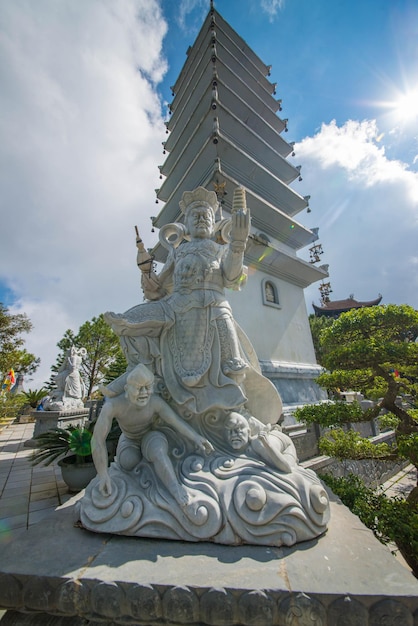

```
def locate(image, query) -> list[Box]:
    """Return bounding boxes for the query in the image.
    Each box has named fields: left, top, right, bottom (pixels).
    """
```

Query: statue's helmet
left=179, top=187, right=219, bottom=221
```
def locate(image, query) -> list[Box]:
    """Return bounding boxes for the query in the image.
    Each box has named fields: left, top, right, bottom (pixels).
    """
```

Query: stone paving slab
left=0, top=489, right=417, bottom=625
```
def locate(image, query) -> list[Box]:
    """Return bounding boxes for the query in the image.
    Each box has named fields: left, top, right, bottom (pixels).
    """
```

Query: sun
left=373, top=84, right=418, bottom=127
left=393, top=88, right=418, bottom=122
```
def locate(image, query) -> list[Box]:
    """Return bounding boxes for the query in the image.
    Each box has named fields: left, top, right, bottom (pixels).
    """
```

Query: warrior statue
left=79, top=186, right=330, bottom=547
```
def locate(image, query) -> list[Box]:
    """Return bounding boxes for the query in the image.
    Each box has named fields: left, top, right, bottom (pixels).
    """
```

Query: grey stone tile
left=31, top=472, right=56, bottom=485
left=31, top=481, right=57, bottom=494
left=3, top=477, right=31, bottom=490
left=8, top=480, right=31, bottom=492
left=29, top=509, right=56, bottom=525
left=0, top=513, right=27, bottom=530
left=1, top=499, right=30, bottom=514
left=29, top=497, right=59, bottom=512
left=30, top=488, right=58, bottom=501
left=6, top=469, right=30, bottom=481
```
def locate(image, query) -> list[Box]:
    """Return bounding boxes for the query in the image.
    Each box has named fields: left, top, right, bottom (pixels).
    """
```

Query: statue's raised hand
left=230, top=208, right=251, bottom=245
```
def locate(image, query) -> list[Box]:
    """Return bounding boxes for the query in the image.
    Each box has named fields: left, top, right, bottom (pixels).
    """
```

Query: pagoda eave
left=162, top=103, right=299, bottom=186
left=166, top=79, right=291, bottom=158
left=150, top=236, right=328, bottom=289
left=172, top=9, right=272, bottom=97
left=245, top=240, right=329, bottom=287
left=156, top=137, right=307, bottom=221
left=167, top=53, right=286, bottom=138
left=155, top=171, right=317, bottom=250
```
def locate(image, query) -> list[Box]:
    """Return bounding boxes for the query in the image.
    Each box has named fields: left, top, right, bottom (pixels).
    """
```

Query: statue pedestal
left=24, top=409, right=89, bottom=448
left=0, top=490, right=417, bottom=625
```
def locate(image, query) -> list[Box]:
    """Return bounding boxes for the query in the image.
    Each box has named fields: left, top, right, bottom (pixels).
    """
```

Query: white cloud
left=260, top=0, right=285, bottom=21
left=0, top=0, right=167, bottom=387
left=177, top=0, right=207, bottom=31
left=296, top=119, right=418, bottom=313
left=9, top=298, right=75, bottom=388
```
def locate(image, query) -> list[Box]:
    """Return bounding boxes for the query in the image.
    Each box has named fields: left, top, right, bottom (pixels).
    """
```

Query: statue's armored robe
left=106, top=240, right=282, bottom=423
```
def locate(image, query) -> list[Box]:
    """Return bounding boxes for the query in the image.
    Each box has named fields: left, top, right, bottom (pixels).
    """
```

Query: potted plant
left=31, top=423, right=97, bottom=492
left=31, top=419, right=121, bottom=492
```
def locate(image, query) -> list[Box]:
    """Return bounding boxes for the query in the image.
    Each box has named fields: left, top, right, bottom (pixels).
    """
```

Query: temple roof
left=312, top=295, right=383, bottom=317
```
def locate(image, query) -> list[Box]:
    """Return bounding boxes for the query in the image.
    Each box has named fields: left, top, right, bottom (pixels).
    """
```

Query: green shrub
left=294, top=401, right=365, bottom=428
left=0, top=394, right=27, bottom=423
left=379, top=412, right=400, bottom=432
left=321, top=473, right=418, bottom=576
left=319, top=428, right=393, bottom=460
left=398, top=433, right=418, bottom=466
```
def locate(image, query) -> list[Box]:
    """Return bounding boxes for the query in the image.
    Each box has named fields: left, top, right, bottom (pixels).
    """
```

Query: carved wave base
left=77, top=454, right=330, bottom=547
left=1, top=492, right=418, bottom=625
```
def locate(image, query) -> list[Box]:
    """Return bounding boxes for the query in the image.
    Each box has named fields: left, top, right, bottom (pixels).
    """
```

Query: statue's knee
left=118, top=446, right=142, bottom=470
left=142, top=431, right=168, bottom=462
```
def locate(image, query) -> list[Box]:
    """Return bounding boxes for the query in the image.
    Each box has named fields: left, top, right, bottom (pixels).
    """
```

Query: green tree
left=308, top=314, right=333, bottom=365
left=295, top=304, right=418, bottom=575
left=316, top=304, right=418, bottom=436
left=54, top=315, right=121, bottom=398
left=0, top=303, right=39, bottom=378
left=102, top=349, right=127, bottom=386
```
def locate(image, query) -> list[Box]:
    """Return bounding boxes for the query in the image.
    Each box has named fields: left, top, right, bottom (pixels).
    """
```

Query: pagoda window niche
left=262, top=279, right=281, bottom=309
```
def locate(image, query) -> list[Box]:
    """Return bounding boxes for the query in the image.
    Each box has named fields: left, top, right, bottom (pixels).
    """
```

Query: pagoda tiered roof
left=153, top=5, right=328, bottom=288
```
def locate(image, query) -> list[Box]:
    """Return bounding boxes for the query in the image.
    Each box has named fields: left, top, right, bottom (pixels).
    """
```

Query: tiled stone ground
left=0, top=422, right=72, bottom=546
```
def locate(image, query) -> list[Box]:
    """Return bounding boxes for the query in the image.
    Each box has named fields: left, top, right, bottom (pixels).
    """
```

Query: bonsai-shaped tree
left=296, top=304, right=418, bottom=575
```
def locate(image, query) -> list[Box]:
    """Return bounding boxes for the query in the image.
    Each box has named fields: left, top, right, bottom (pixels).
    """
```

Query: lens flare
left=258, top=247, right=274, bottom=263
left=0, top=521, right=13, bottom=545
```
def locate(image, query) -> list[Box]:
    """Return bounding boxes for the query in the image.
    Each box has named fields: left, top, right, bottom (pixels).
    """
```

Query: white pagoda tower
left=152, top=3, right=328, bottom=412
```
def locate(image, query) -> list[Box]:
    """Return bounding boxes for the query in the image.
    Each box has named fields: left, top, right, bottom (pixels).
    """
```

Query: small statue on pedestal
left=44, top=346, right=86, bottom=411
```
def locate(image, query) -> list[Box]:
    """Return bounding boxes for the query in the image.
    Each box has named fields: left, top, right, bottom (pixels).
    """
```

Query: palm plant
left=22, top=387, right=48, bottom=409
left=31, top=424, right=93, bottom=466
left=31, top=419, right=121, bottom=466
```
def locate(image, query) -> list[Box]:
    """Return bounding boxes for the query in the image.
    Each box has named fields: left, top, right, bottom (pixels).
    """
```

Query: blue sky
left=1, top=0, right=417, bottom=386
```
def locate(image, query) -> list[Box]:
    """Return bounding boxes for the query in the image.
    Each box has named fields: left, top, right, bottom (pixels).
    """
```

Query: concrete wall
left=227, top=270, right=326, bottom=406
left=227, top=270, right=317, bottom=364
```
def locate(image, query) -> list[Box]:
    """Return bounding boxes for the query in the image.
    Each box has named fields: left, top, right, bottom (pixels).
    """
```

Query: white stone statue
left=92, top=364, right=213, bottom=520
left=44, top=346, right=86, bottom=411
left=103, top=186, right=281, bottom=423
left=78, top=187, right=330, bottom=546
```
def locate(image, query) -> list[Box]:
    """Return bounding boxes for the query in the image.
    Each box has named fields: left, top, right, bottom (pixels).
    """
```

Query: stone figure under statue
left=78, top=186, right=330, bottom=546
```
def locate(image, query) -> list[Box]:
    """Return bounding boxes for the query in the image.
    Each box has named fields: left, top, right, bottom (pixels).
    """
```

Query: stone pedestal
left=0, top=490, right=417, bottom=625
left=24, top=410, right=89, bottom=448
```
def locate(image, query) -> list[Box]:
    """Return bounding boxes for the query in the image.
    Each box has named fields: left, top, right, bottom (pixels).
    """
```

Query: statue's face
left=225, top=413, right=250, bottom=450
left=125, top=380, right=153, bottom=407
left=186, top=205, right=214, bottom=239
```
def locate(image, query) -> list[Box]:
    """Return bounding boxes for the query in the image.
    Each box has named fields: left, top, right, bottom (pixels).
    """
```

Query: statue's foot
left=173, top=485, right=208, bottom=525
left=173, top=484, right=192, bottom=508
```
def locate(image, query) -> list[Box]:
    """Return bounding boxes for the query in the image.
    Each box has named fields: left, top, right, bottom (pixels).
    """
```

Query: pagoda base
left=0, top=490, right=417, bottom=625
left=260, top=360, right=328, bottom=411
